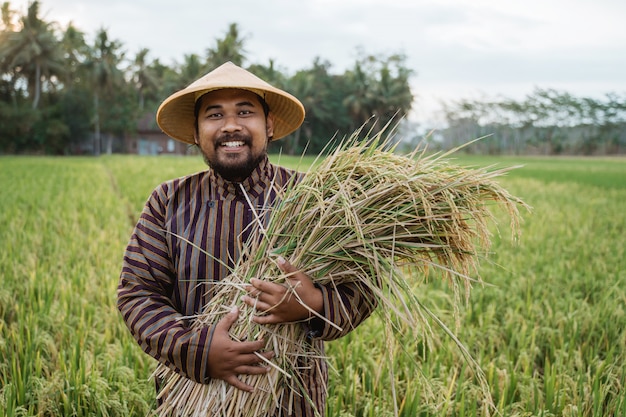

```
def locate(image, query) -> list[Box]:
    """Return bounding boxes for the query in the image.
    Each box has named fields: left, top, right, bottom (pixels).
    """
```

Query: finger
left=216, top=306, right=239, bottom=331
left=241, top=294, right=254, bottom=308
left=241, top=295, right=272, bottom=312
left=244, top=284, right=261, bottom=298
left=276, top=257, right=308, bottom=288
left=276, top=256, right=295, bottom=274
left=235, top=339, right=267, bottom=354
left=224, top=375, right=255, bottom=392
left=249, top=280, right=289, bottom=306
left=249, top=277, right=278, bottom=294
left=230, top=352, right=266, bottom=367
left=238, top=350, right=275, bottom=365
left=235, top=365, right=271, bottom=376
left=252, top=314, right=281, bottom=325
left=232, top=351, right=275, bottom=374
left=259, top=350, right=275, bottom=361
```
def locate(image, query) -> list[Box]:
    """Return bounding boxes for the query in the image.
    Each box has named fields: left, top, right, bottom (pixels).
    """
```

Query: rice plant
left=2, top=144, right=624, bottom=417
left=154, top=124, right=529, bottom=416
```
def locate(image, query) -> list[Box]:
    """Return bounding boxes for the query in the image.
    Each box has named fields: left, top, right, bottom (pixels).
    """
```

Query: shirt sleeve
left=306, top=281, right=377, bottom=341
left=117, top=184, right=212, bottom=384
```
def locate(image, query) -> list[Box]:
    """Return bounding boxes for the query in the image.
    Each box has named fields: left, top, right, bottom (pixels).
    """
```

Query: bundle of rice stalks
left=154, top=123, right=529, bottom=416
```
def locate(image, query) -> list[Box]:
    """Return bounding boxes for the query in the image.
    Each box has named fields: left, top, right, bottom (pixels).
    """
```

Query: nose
left=220, top=114, right=242, bottom=133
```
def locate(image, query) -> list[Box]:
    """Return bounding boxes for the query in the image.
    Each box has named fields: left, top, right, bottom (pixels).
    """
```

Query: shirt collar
left=210, top=156, right=273, bottom=198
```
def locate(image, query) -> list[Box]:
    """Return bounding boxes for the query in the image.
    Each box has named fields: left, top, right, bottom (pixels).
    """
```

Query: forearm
left=307, top=281, right=377, bottom=341
left=118, top=267, right=215, bottom=383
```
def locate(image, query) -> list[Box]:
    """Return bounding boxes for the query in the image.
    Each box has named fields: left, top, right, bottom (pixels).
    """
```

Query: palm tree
left=284, top=70, right=316, bottom=155
left=0, top=3, right=19, bottom=106
left=372, top=57, right=413, bottom=127
left=177, top=54, right=206, bottom=89
left=1, top=2, right=17, bottom=31
left=84, top=27, right=124, bottom=155
left=206, top=22, right=247, bottom=69
left=59, top=22, right=89, bottom=87
left=286, top=61, right=339, bottom=154
left=131, top=48, right=158, bottom=111
left=343, top=61, right=376, bottom=130
left=247, top=59, right=287, bottom=87
left=0, top=1, right=65, bottom=109
left=343, top=54, right=414, bottom=132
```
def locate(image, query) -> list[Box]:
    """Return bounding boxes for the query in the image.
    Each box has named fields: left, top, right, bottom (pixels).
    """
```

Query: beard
left=201, top=132, right=267, bottom=182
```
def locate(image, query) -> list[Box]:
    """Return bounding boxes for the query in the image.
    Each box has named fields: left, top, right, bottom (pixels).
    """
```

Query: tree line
left=438, top=88, right=626, bottom=155
left=0, top=1, right=413, bottom=155
left=2, top=1, right=625, bottom=156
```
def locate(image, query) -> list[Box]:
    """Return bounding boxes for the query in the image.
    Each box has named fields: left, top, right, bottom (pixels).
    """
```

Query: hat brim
left=156, top=62, right=305, bottom=144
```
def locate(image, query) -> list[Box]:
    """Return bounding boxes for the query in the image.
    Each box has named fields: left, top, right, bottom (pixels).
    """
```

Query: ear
left=266, top=113, right=275, bottom=140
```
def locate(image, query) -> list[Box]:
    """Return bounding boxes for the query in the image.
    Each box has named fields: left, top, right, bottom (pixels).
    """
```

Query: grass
left=0, top=152, right=624, bottom=416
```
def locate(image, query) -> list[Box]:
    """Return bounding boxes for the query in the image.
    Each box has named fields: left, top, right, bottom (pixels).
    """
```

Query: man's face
left=194, top=88, right=274, bottom=182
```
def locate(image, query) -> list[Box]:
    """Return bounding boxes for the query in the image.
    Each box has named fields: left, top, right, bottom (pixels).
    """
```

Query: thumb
left=277, top=256, right=304, bottom=287
left=217, top=305, right=239, bottom=331
left=276, top=256, right=296, bottom=275
left=277, top=256, right=307, bottom=289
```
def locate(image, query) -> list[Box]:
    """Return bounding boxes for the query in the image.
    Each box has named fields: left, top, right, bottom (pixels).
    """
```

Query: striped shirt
left=117, top=156, right=375, bottom=416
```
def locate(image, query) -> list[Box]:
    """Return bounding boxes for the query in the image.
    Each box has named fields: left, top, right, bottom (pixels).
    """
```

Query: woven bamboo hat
left=156, top=62, right=305, bottom=144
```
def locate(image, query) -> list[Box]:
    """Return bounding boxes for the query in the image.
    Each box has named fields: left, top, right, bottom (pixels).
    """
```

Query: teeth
left=221, top=141, right=244, bottom=147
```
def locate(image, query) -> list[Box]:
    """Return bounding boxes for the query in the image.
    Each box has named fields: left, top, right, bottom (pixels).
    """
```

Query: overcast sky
left=13, top=0, right=626, bottom=125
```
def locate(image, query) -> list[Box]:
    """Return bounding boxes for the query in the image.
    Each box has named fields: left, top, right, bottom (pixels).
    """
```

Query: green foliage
left=57, top=86, right=93, bottom=152
left=326, top=155, right=626, bottom=416
left=4, top=3, right=624, bottom=156
left=206, top=22, right=247, bottom=69
left=442, top=88, right=626, bottom=155
left=0, top=1, right=65, bottom=110
left=0, top=4, right=413, bottom=155
left=0, top=157, right=154, bottom=416
left=0, top=101, right=40, bottom=153
left=2, top=3, right=626, bottom=157
left=1, top=154, right=625, bottom=416
left=454, top=155, right=626, bottom=190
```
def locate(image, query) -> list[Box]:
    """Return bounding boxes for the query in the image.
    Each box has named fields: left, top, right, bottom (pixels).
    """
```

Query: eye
left=207, top=112, right=222, bottom=119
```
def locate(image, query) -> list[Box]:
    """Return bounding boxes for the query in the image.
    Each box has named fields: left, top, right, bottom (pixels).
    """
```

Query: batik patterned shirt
left=117, top=156, right=375, bottom=416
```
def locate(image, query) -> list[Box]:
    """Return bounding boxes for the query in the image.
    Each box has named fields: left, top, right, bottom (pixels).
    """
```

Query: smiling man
left=117, top=62, right=375, bottom=416
left=194, top=88, right=274, bottom=182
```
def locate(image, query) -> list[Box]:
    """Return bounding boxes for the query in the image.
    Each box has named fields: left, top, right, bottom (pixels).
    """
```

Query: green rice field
left=1, top=153, right=624, bottom=416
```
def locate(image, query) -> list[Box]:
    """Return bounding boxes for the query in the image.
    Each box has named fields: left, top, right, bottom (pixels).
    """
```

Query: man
left=117, top=62, right=375, bottom=416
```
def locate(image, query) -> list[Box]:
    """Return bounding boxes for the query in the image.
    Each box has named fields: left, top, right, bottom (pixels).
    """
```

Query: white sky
left=12, top=0, right=626, bottom=126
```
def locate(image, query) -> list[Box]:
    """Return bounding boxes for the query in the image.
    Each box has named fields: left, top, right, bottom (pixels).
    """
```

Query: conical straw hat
left=157, top=62, right=305, bottom=144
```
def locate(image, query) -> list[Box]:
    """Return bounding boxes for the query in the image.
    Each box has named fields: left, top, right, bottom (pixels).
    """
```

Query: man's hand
left=207, top=306, right=274, bottom=392
left=242, top=256, right=323, bottom=324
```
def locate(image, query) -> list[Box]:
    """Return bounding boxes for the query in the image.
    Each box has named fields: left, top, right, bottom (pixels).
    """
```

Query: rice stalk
left=153, top=122, right=530, bottom=416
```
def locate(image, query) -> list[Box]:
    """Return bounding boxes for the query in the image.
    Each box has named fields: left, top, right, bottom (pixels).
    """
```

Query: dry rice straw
left=153, top=123, right=529, bottom=416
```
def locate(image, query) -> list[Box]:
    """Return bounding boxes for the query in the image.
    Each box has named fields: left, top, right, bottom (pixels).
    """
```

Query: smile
left=220, top=141, right=246, bottom=148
